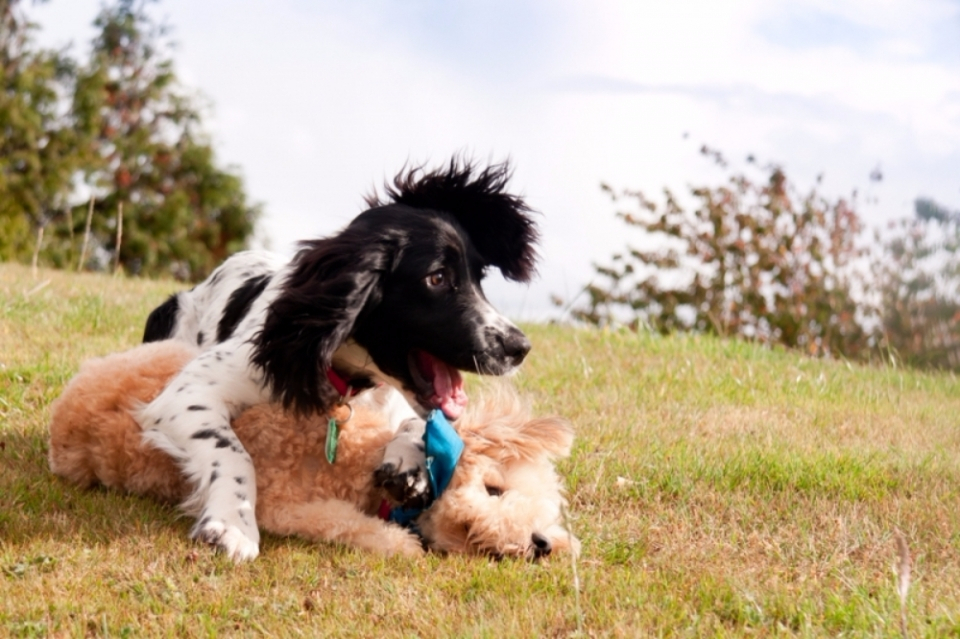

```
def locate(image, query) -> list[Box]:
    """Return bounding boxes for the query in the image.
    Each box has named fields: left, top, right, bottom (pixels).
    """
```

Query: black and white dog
left=139, top=159, right=538, bottom=560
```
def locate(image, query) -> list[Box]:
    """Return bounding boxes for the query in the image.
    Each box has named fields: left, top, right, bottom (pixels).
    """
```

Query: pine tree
left=70, top=0, right=259, bottom=279
left=0, top=0, right=78, bottom=264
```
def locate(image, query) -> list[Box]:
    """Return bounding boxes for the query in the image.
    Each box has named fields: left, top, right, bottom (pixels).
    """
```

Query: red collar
left=326, top=368, right=360, bottom=398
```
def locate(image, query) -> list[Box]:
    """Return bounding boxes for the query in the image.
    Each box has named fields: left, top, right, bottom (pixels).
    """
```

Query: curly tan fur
left=49, top=342, right=578, bottom=559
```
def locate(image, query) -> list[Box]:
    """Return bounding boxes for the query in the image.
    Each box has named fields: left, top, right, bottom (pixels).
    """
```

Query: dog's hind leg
left=258, top=499, right=424, bottom=557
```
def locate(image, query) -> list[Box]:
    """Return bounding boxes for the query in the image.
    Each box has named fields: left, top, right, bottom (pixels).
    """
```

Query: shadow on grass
left=0, top=430, right=191, bottom=549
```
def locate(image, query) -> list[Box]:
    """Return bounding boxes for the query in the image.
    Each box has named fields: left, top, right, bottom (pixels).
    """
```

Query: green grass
left=2, top=262, right=959, bottom=637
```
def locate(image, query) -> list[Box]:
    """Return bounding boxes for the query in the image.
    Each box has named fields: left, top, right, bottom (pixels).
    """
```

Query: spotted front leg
left=139, top=343, right=267, bottom=562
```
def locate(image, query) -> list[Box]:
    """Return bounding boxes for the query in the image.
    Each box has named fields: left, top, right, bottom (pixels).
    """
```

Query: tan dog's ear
left=464, top=415, right=574, bottom=463
left=515, top=417, right=574, bottom=459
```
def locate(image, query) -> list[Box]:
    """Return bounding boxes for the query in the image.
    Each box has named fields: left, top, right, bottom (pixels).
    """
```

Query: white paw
left=192, top=518, right=260, bottom=562
left=375, top=418, right=430, bottom=508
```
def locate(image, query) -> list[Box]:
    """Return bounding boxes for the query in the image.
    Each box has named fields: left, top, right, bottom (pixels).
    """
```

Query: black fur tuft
left=365, top=158, right=539, bottom=282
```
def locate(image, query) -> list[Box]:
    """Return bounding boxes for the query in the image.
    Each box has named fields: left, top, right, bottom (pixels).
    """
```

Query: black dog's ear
left=367, top=158, right=539, bottom=282
left=250, top=235, right=392, bottom=416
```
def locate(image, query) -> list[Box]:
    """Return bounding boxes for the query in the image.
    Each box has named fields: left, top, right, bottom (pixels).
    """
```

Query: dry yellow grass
left=2, top=262, right=959, bottom=637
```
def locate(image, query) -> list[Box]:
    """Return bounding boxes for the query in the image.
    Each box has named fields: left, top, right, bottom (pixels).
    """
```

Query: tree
left=66, top=0, right=259, bottom=279
left=0, top=0, right=78, bottom=263
left=567, top=147, right=874, bottom=360
left=874, top=198, right=960, bottom=370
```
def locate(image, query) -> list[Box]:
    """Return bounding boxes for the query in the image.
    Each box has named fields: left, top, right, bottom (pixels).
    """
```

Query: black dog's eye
left=426, top=270, right=447, bottom=289
left=485, top=485, right=503, bottom=497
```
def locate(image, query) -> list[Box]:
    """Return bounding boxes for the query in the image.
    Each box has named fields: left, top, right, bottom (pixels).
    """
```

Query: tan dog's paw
left=381, top=526, right=426, bottom=557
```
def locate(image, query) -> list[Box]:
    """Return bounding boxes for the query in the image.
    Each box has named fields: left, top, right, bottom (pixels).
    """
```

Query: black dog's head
left=251, top=159, right=539, bottom=419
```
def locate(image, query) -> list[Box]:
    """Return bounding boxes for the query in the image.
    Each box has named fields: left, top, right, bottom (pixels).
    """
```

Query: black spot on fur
left=188, top=405, right=209, bottom=411
left=235, top=492, right=247, bottom=501
left=216, top=274, right=271, bottom=342
left=235, top=477, right=245, bottom=485
left=210, top=470, right=220, bottom=483
left=192, top=429, right=232, bottom=449
left=142, top=294, right=180, bottom=342
left=197, top=331, right=205, bottom=346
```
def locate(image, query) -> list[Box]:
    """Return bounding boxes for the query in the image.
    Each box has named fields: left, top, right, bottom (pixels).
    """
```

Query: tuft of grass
left=2, top=262, right=960, bottom=636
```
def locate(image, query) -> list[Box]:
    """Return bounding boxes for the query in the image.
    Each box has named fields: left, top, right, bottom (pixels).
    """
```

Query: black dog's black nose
left=531, top=532, right=552, bottom=558
left=501, top=326, right=531, bottom=364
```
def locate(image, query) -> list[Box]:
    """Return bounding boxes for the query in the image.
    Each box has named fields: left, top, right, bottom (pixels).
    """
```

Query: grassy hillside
left=1, top=262, right=959, bottom=637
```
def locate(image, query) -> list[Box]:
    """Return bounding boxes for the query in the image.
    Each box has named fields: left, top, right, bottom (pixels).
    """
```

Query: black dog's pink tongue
left=416, top=351, right=467, bottom=420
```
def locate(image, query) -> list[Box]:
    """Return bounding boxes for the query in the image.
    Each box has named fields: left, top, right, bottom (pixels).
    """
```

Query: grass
left=1, top=261, right=959, bottom=637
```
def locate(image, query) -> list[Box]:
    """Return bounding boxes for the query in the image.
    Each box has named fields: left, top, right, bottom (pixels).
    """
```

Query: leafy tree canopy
left=0, top=0, right=77, bottom=262
left=1, top=0, right=260, bottom=281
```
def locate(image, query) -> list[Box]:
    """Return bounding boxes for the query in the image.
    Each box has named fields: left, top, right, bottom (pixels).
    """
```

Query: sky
left=27, top=0, right=960, bottom=319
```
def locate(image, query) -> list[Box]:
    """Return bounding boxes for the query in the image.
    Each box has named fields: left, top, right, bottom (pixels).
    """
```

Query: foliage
left=0, top=0, right=259, bottom=281
left=569, top=147, right=874, bottom=360
left=873, top=197, right=960, bottom=370
left=0, top=0, right=78, bottom=262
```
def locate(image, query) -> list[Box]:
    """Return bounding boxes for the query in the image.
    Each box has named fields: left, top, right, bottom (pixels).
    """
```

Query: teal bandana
left=386, top=409, right=464, bottom=526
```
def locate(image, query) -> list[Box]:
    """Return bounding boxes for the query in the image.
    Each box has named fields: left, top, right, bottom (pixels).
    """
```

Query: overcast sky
left=28, top=0, right=960, bottom=319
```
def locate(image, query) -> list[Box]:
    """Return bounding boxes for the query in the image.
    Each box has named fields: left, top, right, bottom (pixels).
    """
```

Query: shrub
left=567, top=147, right=875, bottom=360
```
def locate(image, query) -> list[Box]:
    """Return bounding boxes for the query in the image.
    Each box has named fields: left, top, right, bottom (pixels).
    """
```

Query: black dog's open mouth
left=408, top=350, right=467, bottom=420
